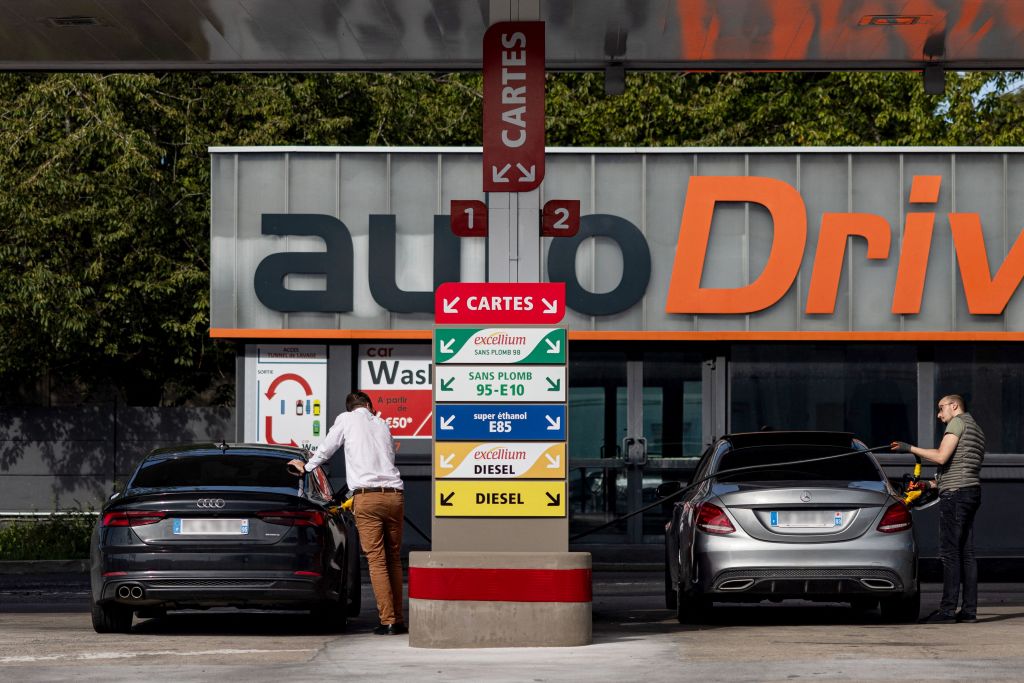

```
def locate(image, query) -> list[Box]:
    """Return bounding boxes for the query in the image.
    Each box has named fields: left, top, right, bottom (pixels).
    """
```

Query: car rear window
left=130, top=455, right=297, bottom=489
left=715, top=444, right=882, bottom=482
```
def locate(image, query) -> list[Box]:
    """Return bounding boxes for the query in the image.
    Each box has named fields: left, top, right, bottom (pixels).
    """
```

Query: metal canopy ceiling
left=4, top=1, right=1024, bottom=72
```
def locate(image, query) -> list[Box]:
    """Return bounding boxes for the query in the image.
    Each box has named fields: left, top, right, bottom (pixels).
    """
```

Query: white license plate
left=172, top=518, right=249, bottom=535
left=770, top=510, right=843, bottom=528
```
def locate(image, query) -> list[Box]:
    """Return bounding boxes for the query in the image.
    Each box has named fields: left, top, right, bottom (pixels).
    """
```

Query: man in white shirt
left=288, top=391, right=407, bottom=635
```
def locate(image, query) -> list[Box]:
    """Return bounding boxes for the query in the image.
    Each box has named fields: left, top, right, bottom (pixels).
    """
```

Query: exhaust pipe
left=116, top=584, right=145, bottom=600
left=861, top=578, right=896, bottom=590
left=718, top=578, right=755, bottom=591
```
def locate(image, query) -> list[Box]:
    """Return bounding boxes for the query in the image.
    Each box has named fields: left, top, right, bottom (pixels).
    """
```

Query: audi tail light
left=696, top=502, right=736, bottom=535
left=256, top=510, right=326, bottom=527
left=102, top=511, right=166, bottom=527
left=877, top=502, right=913, bottom=533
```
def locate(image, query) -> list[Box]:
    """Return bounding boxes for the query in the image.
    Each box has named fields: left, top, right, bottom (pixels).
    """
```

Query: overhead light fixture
left=923, top=65, right=945, bottom=96
left=605, top=63, right=625, bottom=96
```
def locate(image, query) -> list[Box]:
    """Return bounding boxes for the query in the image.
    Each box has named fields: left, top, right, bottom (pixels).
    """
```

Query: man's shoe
left=919, top=610, right=957, bottom=624
left=955, top=611, right=978, bottom=623
left=373, top=622, right=408, bottom=635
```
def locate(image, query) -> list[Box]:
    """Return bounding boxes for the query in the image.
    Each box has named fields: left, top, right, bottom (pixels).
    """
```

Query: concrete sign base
left=408, top=551, right=592, bottom=648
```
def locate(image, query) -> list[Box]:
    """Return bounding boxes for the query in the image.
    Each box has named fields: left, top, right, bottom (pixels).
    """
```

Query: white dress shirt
left=304, top=407, right=403, bottom=490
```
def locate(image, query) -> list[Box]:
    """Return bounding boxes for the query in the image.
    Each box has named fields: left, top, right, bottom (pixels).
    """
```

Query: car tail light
left=102, top=511, right=166, bottom=527
left=257, top=510, right=326, bottom=527
left=696, top=502, right=736, bottom=535
left=877, top=502, right=913, bottom=533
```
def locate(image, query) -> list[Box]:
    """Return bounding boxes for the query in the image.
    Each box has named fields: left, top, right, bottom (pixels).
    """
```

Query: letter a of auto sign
left=482, top=22, right=545, bottom=193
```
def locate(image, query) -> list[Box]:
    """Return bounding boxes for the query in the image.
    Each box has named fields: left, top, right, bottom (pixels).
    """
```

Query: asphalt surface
left=2, top=570, right=1024, bottom=681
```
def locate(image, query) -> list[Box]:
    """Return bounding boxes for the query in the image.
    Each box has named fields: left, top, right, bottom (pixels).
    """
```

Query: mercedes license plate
left=172, top=518, right=249, bottom=535
left=770, top=510, right=843, bottom=528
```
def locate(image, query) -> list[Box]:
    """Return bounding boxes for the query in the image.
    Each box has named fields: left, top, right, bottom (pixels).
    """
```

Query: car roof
left=722, top=431, right=857, bottom=450
left=142, top=443, right=311, bottom=462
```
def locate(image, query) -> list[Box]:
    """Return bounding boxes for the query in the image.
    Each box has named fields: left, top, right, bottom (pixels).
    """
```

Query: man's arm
left=910, top=432, right=959, bottom=466
left=288, top=414, right=346, bottom=475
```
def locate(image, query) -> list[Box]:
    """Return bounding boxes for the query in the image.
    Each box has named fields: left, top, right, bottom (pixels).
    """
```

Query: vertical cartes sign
left=359, top=344, right=433, bottom=439
left=244, top=344, right=327, bottom=452
left=482, top=21, right=545, bottom=192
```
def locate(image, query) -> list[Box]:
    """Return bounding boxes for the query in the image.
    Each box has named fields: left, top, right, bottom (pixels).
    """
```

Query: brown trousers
left=353, top=491, right=404, bottom=625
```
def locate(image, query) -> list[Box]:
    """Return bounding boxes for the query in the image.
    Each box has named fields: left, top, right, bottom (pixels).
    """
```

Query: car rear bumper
left=690, top=531, right=917, bottom=600
left=96, top=571, right=336, bottom=609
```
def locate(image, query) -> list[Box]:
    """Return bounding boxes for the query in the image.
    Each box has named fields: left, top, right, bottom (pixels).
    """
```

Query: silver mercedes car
left=662, top=431, right=918, bottom=624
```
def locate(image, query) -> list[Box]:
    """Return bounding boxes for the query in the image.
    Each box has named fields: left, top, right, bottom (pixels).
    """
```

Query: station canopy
left=7, top=1, right=1024, bottom=72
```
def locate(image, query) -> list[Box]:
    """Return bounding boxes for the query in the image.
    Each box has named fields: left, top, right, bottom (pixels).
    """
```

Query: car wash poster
left=244, top=344, right=328, bottom=452
left=359, top=344, right=433, bottom=439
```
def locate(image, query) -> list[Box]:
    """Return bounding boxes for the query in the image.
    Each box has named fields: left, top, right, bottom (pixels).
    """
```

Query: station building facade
left=211, top=147, right=1024, bottom=549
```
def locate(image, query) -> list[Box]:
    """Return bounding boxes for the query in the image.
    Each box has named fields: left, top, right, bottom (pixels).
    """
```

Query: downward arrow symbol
left=545, top=377, right=561, bottom=391
left=492, top=164, right=511, bottom=183
left=443, top=297, right=459, bottom=314
left=545, top=339, right=561, bottom=354
left=440, top=492, right=455, bottom=506
left=517, top=163, right=536, bottom=183
left=542, top=298, right=558, bottom=314
left=440, top=454, right=455, bottom=469
left=440, top=415, right=455, bottom=430
left=545, top=415, right=561, bottom=430
left=439, top=339, right=455, bottom=354
left=440, top=377, right=454, bottom=392
left=545, top=492, right=561, bottom=506
left=545, top=454, right=561, bottom=469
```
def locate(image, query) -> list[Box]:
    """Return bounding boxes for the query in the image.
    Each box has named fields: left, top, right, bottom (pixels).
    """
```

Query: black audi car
left=90, top=443, right=360, bottom=633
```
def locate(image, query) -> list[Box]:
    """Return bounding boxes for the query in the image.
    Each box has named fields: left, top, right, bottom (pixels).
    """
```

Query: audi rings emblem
left=197, top=498, right=226, bottom=509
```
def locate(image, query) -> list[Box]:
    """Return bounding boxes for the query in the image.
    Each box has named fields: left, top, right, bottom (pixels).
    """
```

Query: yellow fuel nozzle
left=340, top=497, right=354, bottom=511
left=900, top=457, right=924, bottom=505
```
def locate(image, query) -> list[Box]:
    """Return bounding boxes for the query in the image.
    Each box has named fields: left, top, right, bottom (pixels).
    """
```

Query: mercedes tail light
left=877, top=502, right=913, bottom=533
left=102, top=511, right=166, bottom=527
left=256, top=510, right=326, bottom=527
left=696, top=502, right=736, bottom=535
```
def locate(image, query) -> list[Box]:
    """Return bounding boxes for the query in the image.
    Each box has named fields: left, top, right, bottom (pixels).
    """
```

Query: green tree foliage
left=0, top=70, right=1018, bottom=405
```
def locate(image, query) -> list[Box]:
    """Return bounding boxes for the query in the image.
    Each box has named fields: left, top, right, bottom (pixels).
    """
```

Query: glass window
left=130, top=454, right=296, bottom=490
left=716, top=445, right=883, bottom=483
left=934, top=345, right=1024, bottom=453
left=730, top=345, right=917, bottom=448
left=643, top=354, right=704, bottom=458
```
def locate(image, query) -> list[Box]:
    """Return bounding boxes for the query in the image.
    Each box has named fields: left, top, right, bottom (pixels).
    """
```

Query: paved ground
left=1, top=572, right=1023, bottom=681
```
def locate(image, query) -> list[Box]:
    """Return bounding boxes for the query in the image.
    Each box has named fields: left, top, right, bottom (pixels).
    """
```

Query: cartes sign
left=434, top=441, right=566, bottom=479
left=435, top=282, right=565, bottom=324
left=434, top=403, right=566, bottom=441
left=435, top=365, right=565, bottom=402
left=434, top=327, right=565, bottom=365
left=435, top=480, right=566, bottom=517
left=482, top=21, right=545, bottom=192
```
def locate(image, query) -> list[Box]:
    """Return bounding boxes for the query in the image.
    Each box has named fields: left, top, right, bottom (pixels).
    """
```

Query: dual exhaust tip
left=716, top=577, right=896, bottom=592
left=116, top=584, right=144, bottom=600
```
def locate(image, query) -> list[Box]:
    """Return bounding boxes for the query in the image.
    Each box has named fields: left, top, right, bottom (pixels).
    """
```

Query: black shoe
left=373, top=622, right=408, bottom=635
left=955, top=611, right=978, bottom=623
left=919, top=610, right=957, bottom=624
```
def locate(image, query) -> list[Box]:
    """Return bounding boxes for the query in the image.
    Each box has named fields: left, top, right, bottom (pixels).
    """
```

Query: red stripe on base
left=409, top=567, right=592, bottom=602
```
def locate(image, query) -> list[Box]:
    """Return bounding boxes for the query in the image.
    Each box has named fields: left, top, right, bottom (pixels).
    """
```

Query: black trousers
left=937, top=486, right=982, bottom=616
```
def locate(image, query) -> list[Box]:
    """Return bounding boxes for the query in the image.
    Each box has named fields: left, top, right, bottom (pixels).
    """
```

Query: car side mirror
left=656, top=481, right=684, bottom=498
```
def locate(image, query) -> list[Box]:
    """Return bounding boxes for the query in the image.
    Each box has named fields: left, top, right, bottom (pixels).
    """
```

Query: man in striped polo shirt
left=892, top=394, right=985, bottom=624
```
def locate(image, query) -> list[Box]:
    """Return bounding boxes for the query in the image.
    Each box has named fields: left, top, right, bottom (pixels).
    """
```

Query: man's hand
left=891, top=441, right=913, bottom=453
left=286, top=459, right=306, bottom=476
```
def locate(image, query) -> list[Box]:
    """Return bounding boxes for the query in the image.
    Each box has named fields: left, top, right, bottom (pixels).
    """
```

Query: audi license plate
left=172, top=518, right=249, bottom=535
left=769, top=510, right=843, bottom=528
